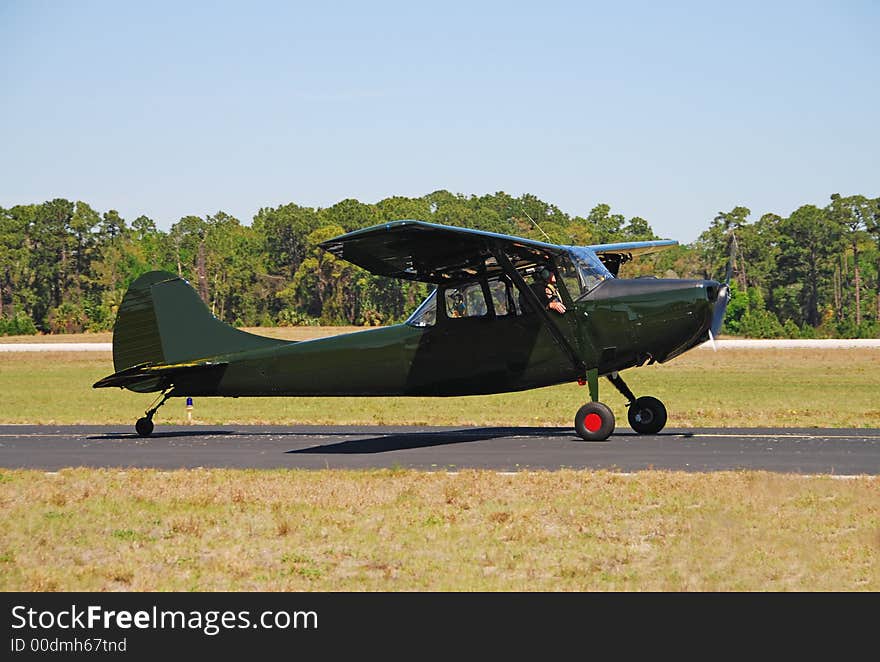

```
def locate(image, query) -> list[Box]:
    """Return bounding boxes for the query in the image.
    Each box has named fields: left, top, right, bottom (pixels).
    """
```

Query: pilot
left=540, top=268, right=566, bottom=315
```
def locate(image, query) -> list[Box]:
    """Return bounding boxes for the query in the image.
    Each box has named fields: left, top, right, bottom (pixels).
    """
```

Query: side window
left=407, top=289, right=437, bottom=327
left=445, top=283, right=487, bottom=319
left=487, top=277, right=517, bottom=316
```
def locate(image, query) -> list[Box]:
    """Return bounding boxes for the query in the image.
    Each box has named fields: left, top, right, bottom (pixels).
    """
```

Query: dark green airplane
left=94, top=220, right=729, bottom=441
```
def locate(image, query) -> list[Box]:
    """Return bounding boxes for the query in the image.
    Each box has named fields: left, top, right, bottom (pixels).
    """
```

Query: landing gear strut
left=135, top=390, right=172, bottom=437
left=574, top=371, right=668, bottom=441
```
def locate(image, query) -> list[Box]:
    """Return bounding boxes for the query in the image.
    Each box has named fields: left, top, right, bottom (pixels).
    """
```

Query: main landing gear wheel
left=135, top=417, right=154, bottom=437
left=627, top=396, right=667, bottom=434
left=574, top=402, right=615, bottom=441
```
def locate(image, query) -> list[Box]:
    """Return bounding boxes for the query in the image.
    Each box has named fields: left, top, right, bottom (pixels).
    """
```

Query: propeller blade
left=724, top=231, right=736, bottom=285
left=708, top=328, right=717, bottom=352
left=710, top=284, right=730, bottom=338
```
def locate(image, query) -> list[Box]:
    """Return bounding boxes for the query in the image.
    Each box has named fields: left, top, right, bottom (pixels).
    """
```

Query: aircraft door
left=404, top=277, right=547, bottom=394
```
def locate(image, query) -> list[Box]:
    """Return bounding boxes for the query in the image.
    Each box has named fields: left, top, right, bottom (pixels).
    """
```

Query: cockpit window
left=556, top=257, right=582, bottom=302
left=406, top=289, right=437, bottom=327
left=568, top=247, right=614, bottom=297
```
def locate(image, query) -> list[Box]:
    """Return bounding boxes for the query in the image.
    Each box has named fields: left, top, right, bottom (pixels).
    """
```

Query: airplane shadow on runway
left=290, top=427, right=577, bottom=454
left=289, top=428, right=693, bottom=454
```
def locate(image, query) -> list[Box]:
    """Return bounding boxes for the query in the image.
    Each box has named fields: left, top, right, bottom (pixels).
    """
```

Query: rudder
left=112, top=270, right=286, bottom=373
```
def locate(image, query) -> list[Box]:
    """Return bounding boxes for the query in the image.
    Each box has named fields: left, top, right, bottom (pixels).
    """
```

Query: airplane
left=93, top=220, right=730, bottom=441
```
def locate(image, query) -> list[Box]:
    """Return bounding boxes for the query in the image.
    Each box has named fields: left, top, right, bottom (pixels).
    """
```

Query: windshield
left=406, top=289, right=437, bottom=327
left=567, top=247, right=614, bottom=297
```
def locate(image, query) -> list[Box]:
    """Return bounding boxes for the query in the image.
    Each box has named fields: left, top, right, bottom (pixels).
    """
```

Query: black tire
left=135, top=417, right=154, bottom=437
left=627, top=396, right=667, bottom=434
left=574, top=402, right=615, bottom=441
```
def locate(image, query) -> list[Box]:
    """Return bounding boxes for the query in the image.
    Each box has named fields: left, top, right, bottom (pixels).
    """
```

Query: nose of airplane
left=579, top=276, right=733, bottom=365
left=582, top=277, right=727, bottom=350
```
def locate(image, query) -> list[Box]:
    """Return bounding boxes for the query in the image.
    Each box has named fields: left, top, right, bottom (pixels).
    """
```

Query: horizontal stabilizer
left=93, top=360, right=228, bottom=390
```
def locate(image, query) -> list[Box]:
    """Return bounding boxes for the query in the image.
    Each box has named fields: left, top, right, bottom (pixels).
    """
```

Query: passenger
left=449, top=291, right=466, bottom=318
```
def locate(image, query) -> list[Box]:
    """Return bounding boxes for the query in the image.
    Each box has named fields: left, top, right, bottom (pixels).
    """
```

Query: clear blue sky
left=2, top=1, right=877, bottom=243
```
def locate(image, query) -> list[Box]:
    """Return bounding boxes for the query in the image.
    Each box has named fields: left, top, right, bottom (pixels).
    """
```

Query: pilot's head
left=538, top=267, right=554, bottom=282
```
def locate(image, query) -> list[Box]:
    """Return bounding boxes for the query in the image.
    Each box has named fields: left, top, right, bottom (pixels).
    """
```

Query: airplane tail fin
left=95, top=270, right=286, bottom=392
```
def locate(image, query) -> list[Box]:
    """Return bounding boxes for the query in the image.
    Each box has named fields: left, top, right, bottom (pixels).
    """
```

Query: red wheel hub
left=584, top=412, right=603, bottom=432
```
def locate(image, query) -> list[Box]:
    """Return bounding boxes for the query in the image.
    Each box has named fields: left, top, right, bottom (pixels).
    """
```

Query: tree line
left=1, top=190, right=878, bottom=338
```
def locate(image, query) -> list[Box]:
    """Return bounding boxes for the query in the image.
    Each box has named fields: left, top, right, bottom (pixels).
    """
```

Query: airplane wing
left=587, top=239, right=678, bottom=276
left=318, top=220, right=568, bottom=284
left=588, top=239, right=679, bottom=259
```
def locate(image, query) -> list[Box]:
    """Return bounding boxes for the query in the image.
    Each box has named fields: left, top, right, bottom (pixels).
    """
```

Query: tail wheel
left=574, top=402, right=615, bottom=441
left=627, top=396, right=667, bottom=434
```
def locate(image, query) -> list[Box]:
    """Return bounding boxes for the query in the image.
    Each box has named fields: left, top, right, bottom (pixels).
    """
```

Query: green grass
left=1, top=346, right=879, bottom=427
left=1, top=468, right=876, bottom=591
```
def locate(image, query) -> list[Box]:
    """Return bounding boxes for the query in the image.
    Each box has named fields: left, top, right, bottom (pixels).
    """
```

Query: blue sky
left=1, top=1, right=877, bottom=243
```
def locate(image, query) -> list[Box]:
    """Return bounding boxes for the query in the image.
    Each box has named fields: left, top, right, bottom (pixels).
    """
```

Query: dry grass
left=1, top=345, right=879, bottom=428
left=0, top=468, right=876, bottom=591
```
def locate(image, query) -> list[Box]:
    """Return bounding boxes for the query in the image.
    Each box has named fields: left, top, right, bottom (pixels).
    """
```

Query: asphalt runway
left=1, top=425, right=879, bottom=474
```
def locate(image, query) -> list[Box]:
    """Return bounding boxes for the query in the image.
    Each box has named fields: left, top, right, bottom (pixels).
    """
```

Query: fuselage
left=168, top=273, right=723, bottom=399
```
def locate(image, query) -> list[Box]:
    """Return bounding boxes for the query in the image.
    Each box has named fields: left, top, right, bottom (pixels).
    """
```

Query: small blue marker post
left=186, top=397, right=193, bottom=425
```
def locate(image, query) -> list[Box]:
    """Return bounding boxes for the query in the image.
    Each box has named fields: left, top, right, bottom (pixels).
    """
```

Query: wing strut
left=491, top=245, right=587, bottom=381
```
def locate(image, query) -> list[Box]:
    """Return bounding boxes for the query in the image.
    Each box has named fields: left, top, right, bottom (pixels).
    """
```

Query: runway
left=1, top=425, right=878, bottom=474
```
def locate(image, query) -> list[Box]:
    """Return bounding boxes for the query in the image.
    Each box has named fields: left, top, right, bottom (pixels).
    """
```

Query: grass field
left=1, top=332, right=878, bottom=591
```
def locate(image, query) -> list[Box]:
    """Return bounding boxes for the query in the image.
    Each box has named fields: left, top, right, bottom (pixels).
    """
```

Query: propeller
left=708, top=284, right=730, bottom=352
left=708, top=232, right=735, bottom=351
